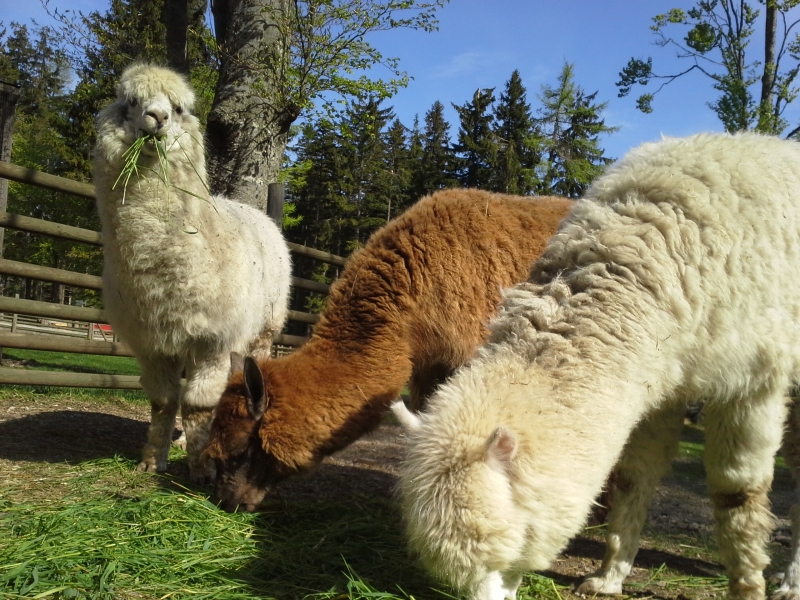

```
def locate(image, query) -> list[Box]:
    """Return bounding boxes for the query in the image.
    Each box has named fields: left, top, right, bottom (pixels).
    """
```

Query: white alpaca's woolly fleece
left=93, top=64, right=291, bottom=481
left=398, top=132, right=800, bottom=600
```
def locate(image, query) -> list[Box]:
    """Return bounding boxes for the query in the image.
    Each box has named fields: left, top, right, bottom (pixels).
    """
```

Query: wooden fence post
left=0, top=82, right=20, bottom=260
left=10, top=293, right=18, bottom=333
left=267, top=182, right=285, bottom=229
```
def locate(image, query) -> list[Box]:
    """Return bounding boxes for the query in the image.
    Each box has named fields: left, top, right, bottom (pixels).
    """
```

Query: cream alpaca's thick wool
left=93, top=63, right=291, bottom=482
left=397, top=132, right=800, bottom=600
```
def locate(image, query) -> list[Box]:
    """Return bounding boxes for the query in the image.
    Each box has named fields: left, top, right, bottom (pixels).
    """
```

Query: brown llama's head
left=203, top=356, right=303, bottom=512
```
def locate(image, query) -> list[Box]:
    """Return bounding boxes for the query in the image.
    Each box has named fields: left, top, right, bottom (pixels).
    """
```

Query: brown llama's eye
left=129, top=98, right=138, bottom=107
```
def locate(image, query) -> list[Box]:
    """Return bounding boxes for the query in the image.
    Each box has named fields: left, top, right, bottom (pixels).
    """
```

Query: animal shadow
left=0, top=409, right=149, bottom=463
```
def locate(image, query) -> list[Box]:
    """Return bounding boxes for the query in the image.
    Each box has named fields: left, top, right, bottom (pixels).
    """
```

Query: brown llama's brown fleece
left=204, top=188, right=573, bottom=512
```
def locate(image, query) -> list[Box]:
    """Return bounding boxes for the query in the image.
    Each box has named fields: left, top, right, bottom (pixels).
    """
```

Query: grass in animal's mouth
left=112, top=132, right=211, bottom=222
left=112, top=133, right=170, bottom=205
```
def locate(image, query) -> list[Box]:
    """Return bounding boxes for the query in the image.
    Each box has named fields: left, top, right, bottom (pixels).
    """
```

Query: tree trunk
left=759, top=1, right=777, bottom=131
left=207, top=0, right=298, bottom=210
left=165, top=0, right=189, bottom=74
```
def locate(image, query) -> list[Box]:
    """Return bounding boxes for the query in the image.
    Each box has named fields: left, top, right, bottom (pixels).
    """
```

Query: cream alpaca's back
left=399, top=132, right=800, bottom=600
left=93, top=64, right=291, bottom=481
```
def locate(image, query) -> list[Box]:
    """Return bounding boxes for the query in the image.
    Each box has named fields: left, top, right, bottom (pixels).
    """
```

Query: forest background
left=2, top=0, right=800, bottom=320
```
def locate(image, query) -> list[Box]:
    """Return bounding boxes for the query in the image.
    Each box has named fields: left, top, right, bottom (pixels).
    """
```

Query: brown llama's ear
left=243, top=356, right=269, bottom=420
left=229, top=352, right=245, bottom=376
left=485, top=426, right=517, bottom=472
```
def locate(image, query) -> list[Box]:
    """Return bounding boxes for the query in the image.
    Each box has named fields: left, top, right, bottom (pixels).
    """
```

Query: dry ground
left=0, top=392, right=796, bottom=599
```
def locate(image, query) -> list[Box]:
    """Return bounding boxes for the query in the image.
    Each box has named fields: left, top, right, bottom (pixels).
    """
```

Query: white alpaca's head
left=100, top=63, right=201, bottom=162
left=397, top=377, right=529, bottom=599
left=118, top=62, right=195, bottom=136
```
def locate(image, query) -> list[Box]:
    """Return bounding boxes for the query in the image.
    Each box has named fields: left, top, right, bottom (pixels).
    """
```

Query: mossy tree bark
left=207, top=0, right=299, bottom=210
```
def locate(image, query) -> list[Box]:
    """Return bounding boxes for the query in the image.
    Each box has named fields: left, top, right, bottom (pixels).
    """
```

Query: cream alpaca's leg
left=773, top=395, right=800, bottom=600
left=474, top=570, right=523, bottom=600
left=577, top=402, right=686, bottom=595
left=704, top=393, right=787, bottom=600
left=182, top=352, right=232, bottom=483
left=137, top=355, right=182, bottom=473
left=247, top=328, right=275, bottom=361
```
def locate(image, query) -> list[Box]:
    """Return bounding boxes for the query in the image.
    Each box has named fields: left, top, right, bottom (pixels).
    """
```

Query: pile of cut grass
left=0, top=453, right=570, bottom=600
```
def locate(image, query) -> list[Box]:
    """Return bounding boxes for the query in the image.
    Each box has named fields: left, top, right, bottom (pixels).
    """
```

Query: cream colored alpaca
left=396, top=132, right=800, bottom=600
left=93, top=64, right=291, bottom=481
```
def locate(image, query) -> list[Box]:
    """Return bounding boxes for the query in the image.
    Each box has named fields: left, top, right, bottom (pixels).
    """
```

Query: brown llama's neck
left=261, top=327, right=414, bottom=469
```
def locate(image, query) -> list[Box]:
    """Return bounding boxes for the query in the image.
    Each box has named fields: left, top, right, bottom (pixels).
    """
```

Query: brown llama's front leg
left=704, top=392, right=787, bottom=600
left=137, top=355, right=182, bottom=473
left=408, top=362, right=455, bottom=411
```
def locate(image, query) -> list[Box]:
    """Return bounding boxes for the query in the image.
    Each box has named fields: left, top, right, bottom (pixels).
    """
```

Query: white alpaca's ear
left=391, top=400, right=422, bottom=431
left=485, top=426, right=517, bottom=472
left=243, top=356, right=269, bottom=420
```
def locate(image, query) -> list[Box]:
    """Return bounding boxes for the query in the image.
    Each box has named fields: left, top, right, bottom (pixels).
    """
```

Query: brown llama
left=203, top=188, right=573, bottom=512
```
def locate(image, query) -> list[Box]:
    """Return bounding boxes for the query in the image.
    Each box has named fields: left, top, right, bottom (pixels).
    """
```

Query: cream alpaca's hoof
left=474, top=571, right=521, bottom=600
left=172, top=431, right=187, bottom=450
left=771, top=586, right=800, bottom=600
left=136, top=458, right=163, bottom=473
left=575, top=576, right=624, bottom=596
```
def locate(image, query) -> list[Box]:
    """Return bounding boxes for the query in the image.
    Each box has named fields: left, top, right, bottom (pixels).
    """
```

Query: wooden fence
left=0, top=160, right=345, bottom=390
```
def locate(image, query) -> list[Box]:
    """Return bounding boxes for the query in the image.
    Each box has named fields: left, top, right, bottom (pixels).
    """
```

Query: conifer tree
left=536, top=63, right=617, bottom=198
left=452, top=87, right=498, bottom=189
left=382, top=118, right=413, bottom=222
left=492, top=70, right=539, bottom=195
left=415, top=100, right=457, bottom=195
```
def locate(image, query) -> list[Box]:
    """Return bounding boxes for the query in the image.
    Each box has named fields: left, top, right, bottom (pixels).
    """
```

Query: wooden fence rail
left=0, top=161, right=343, bottom=389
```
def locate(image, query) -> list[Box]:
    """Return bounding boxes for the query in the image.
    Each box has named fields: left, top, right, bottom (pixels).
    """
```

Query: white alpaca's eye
left=129, top=99, right=138, bottom=107
left=175, top=106, right=183, bottom=115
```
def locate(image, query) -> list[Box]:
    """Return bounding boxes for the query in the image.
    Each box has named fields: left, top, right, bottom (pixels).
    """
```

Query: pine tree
left=414, top=100, right=457, bottom=195
left=492, top=70, right=539, bottom=195
left=338, top=95, right=394, bottom=250
left=536, top=63, right=617, bottom=198
left=382, top=118, right=413, bottom=222
left=452, top=87, right=497, bottom=189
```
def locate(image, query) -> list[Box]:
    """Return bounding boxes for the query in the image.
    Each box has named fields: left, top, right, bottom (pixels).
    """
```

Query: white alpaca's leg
left=137, top=355, right=182, bottom=473
left=474, top=570, right=523, bottom=600
left=182, top=351, right=232, bottom=482
left=577, top=402, right=686, bottom=595
left=704, top=392, right=787, bottom=600
left=247, top=325, right=276, bottom=361
left=772, top=394, right=800, bottom=600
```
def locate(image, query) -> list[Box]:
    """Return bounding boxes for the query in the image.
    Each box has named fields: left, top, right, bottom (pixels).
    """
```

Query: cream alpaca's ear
left=391, top=400, right=422, bottom=431
left=485, top=426, right=517, bottom=472
left=243, top=356, right=269, bottom=420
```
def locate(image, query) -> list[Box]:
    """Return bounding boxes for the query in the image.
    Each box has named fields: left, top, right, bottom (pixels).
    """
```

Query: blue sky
left=3, top=0, right=798, bottom=161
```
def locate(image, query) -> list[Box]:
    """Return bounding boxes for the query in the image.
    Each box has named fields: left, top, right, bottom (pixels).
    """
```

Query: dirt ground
left=0, top=393, right=796, bottom=599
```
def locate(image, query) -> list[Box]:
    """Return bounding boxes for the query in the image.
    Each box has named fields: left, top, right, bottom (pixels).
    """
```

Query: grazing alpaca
left=203, top=189, right=573, bottom=512
left=395, top=132, right=800, bottom=600
left=93, top=63, right=291, bottom=482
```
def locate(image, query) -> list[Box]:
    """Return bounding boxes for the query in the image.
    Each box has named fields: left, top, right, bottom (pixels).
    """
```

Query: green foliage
left=413, top=101, right=459, bottom=196
left=261, top=0, right=449, bottom=121
left=492, top=70, right=540, bottom=195
left=536, top=63, right=618, bottom=198
left=451, top=87, right=497, bottom=189
left=618, top=1, right=800, bottom=135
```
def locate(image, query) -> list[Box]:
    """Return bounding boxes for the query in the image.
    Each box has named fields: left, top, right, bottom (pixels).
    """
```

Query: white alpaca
left=93, top=63, right=291, bottom=482
left=396, top=132, right=800, bottom=600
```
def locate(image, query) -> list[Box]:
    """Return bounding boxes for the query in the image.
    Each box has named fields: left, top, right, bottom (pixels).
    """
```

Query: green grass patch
left=0, top=349, right=146, bottom=403
left=0, top=453, right=573, bottom=600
